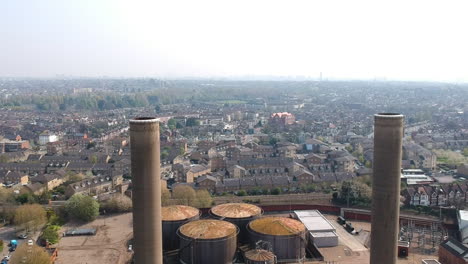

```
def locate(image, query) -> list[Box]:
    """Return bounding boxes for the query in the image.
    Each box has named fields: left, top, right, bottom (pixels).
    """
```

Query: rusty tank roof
left=179, top=219, right=237, bottom=239
left=162, top=205, right=199, bottom=221
left=211, top=203, right=262, bottom=218
left=245, top=249, right=276, bottom=261
left=249, top=217, right=305, bottom=236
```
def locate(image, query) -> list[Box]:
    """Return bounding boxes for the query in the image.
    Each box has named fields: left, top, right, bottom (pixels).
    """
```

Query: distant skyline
left=1, top=0, right=468, bottom=82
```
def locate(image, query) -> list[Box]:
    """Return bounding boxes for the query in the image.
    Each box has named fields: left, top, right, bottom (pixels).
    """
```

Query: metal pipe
left=130, top=117, right=163, bottom=264
left=370, top=113, right=404, bottom=264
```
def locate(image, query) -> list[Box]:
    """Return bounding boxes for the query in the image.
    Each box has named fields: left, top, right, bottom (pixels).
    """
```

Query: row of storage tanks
left=162, top=203, right=306, bottom=264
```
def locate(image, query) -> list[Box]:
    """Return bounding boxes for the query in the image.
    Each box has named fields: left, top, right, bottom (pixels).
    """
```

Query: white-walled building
left=39, top=132, right=59, bottom=145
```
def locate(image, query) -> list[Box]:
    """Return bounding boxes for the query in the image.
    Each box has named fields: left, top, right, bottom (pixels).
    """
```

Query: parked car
left=127, top=245, right=133, bottom=252
left=17, top=233, right=28, bottom=239
left=27, top=240, right=33, bottom=246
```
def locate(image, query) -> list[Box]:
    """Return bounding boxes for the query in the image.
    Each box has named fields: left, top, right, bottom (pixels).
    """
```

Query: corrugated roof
left=244, top=249, right=275, bottom=261
left=294, top=210, right=336, bottom=233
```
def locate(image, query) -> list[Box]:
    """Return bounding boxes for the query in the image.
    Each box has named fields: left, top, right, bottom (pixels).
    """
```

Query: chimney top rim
left=130, top=117, right=159, bottom=123
left=375, top=113, right=404, bottom=118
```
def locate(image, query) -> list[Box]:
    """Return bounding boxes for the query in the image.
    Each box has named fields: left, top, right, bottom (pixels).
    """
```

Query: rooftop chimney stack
left=370, top=113, right=404, bottom=264
left=130, top=117, right=163, bottom=264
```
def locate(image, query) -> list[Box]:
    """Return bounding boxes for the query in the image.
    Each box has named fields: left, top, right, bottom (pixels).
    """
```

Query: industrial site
left=52, top=203, right=446, bottom=264
left=115, top=115, right=445, bottom=264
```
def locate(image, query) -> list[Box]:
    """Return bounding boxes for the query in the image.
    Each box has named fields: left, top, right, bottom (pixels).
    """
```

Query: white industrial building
left=39, top=132, right=59, bottom=145
left=401, top=169, right=434, bottom=185
left=294, top=210, right=338, bottom=248
left=458, top=210, right=468, bottom=244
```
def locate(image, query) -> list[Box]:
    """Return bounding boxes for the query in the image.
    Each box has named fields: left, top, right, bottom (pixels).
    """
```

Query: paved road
left=327, top=217, right=368, bottom=252
left=0, top=226, right=17, bottom=259
left=0, top=226, right=40, bottom=260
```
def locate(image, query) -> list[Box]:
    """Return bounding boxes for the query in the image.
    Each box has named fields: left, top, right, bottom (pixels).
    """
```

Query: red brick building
left=439, top=238, right=468, bottom=264
left=269, top=112, right=295, bottom=127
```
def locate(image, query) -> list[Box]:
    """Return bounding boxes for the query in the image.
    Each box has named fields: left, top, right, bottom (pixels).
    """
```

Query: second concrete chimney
left=370, top=113, right=404, bottom=264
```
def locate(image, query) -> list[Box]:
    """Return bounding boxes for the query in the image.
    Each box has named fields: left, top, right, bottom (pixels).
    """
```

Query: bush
left=40, top=225, right=61, bottom=245
left=46, top=210, right=66, bottom=226
left=65, top=194, right=99, bottom=222
left=271, top=188, right=282, bottom=195
left=15, top=193, right=36, bottom=204
left=236, top=190, right=247, bottom=197
left=100, top=194, right=133, bottom=213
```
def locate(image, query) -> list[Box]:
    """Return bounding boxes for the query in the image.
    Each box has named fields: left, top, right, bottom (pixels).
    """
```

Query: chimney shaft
left=130, top=118, right=163, bottom=264
left=370, top=113, right=404, bottom=264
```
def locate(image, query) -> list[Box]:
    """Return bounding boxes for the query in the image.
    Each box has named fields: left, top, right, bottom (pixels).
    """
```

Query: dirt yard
left=55, top=213, right=133, bottom=264
left=53, top=211, right=441, bottom=264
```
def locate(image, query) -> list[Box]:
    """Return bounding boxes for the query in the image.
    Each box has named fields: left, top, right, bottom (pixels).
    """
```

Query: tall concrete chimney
left=370, top=113, right=404, bottom=264
left=130, top=117, right=163, bottom=264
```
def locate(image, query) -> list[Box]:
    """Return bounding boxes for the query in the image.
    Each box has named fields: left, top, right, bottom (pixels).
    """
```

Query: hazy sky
left=1, top=0, right=468, bottom=81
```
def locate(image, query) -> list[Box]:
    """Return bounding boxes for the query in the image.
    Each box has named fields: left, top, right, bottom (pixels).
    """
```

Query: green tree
left=186, top=118, right=200, bottom=127
left=154, top=104, right=161, bottom=113
left=236, top=190, right=247, bottom=196
left=271, top=187, right=282, bottom=195
left=0, top=155, right=8, bottom=163
left=14, top=204, right=47, bottom=232
left=161, top=150, right=169, bottom=160
left=89, top=155, right=98, bottom=164
left=10, top=244, right=51, bottom=264
left=66, top=171, right=85, bottom=182
left=65, top=194, right=99, bottom=222
left=193, top=190, right=213, bottom=208
left=15, top=193, right=37, bottom=205
left=36, top=191, right=52, bottom=204
left=463, top=148, right=468, bottom=157
left=40, top=225, right=61, bottom=244
left=365, top=160, right=372, bottom=168
left=167, top=119, right=177, bottom=130
left=269, top=137, right=278, bottom=146
left=172, top=185, right=196, bottom=205
left=100, top=194, right=132, bottom=213
left=179, top=146, right=186, bottom=155
left=161, top=187, right=171, bottom=206
left=337, top=180, right=372, bottom=207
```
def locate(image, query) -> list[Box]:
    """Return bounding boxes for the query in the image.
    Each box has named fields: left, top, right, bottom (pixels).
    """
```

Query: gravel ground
left=56, top=213, right=133, bottom=264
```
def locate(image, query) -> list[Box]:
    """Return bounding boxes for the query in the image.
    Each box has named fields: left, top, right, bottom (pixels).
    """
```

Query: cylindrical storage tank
left=248, top=217, right=305, bottom=262
left=162, top=205, right=200, bottom=251
left=245, top=249, right=277, bottom=264
left=210, top=203, right=263, bottom=243
left=178, top=219, right=238, bottom=264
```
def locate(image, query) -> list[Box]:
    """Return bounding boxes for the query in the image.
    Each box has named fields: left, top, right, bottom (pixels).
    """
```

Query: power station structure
left=129, top=113, right=410, bottom=264
left=130, top=117, right=163, bottom=264
left=162, top=205, right=200, bottom=250
left=370, top=113, right=404, bottom=264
